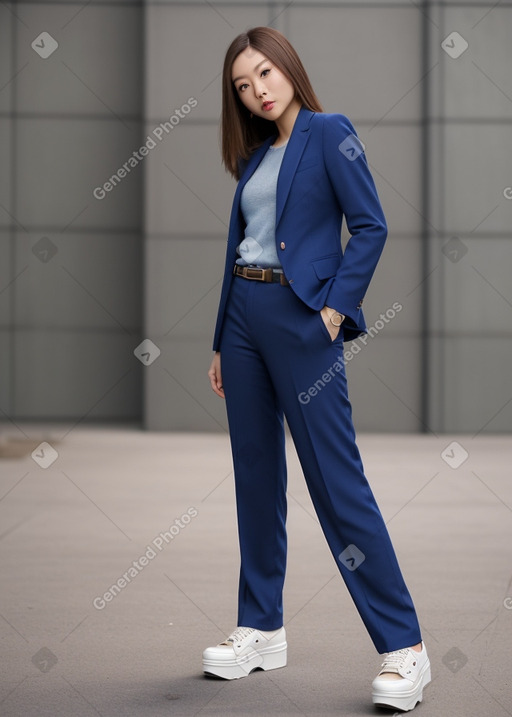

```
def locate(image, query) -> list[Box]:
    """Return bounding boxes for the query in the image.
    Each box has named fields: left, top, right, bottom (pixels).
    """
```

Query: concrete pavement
left=1, top=425, right=511, bottom=716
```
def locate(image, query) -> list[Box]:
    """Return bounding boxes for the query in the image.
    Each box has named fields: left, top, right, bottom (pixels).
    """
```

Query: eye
left=261, top=68, right=271, bottom=77
left=238, top=83, right=248, bottom=92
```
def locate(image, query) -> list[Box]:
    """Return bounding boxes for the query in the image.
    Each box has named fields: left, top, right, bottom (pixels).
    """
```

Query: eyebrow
left=232, top=58, right=269, bottom=85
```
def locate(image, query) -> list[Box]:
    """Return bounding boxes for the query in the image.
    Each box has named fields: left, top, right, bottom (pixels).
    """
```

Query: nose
left=253, top=79, right=267, bottom=98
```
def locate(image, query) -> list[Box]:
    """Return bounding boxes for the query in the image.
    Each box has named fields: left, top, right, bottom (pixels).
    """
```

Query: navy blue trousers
left=219, top=275, right=422, bottom=654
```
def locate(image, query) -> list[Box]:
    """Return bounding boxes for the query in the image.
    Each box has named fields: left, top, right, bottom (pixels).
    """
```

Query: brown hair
left=221, top=26, right=324, bottom=180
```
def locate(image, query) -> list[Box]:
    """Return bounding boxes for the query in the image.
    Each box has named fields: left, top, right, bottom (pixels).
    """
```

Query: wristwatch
left=329, top=311, right=345, bottom=327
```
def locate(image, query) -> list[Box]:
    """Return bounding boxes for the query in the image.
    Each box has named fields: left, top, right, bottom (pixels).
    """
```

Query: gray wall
left=1, top=1, right=511, bottom=434
left=425, top=4, right=512, bottom=433
left=0, top=0, right=144, bottom=421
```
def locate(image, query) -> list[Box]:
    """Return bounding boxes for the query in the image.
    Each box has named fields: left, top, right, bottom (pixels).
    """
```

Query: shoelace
left=380, top=648, right=410, bottom=672
left=226, top=626, right=256, bottom=645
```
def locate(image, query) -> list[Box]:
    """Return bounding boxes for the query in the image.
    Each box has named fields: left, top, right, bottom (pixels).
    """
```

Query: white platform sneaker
left=371, top=642, right=431, bottom=712
left=202, top=626, right=287, bottom=680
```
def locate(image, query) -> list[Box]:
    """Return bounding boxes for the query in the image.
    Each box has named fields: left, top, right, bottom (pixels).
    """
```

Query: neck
left=273, top=100, right=302, bottom=144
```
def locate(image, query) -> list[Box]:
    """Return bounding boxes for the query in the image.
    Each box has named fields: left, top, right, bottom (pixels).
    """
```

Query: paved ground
left=0, top=425, right=511, bottom=716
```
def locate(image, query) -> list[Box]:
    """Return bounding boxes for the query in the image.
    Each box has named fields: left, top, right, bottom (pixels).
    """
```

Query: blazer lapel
left=227, top=135, right=275, bottom=246
left=228, top=106, right=315, bottom=243
left=275, top=106, right=315, bottom=229
left=235, top=135, right=275, bottom=205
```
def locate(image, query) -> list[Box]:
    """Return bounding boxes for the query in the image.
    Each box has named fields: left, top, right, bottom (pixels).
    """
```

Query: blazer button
left=280, top=242, right=286, bottom=250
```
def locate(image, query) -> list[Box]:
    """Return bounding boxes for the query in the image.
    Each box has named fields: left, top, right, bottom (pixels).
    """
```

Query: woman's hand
left=320, top=305, right=340, bottom=342
left=208, top=351, right=225, bottom=398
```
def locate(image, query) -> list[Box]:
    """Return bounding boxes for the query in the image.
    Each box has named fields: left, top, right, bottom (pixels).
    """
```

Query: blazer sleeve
left=321, top=113, right=388, bottom=329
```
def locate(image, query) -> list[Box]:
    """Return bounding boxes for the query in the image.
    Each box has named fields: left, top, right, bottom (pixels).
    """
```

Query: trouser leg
left=247, top=281, right=422, bottom=653
left=219, top=277, right=287, bottom=631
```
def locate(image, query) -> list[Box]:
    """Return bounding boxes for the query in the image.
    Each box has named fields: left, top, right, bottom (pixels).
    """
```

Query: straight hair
left=221, top=27, right=324, bottom=180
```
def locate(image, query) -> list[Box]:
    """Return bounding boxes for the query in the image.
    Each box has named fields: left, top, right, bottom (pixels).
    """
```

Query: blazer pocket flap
left=312, top=255, right=340, bottom=280
left=295, top=160, right=321, bottom=173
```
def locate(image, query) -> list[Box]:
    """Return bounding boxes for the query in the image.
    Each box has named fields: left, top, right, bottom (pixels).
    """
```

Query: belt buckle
left=247, top=267, right=270, bottom=282
left=234, top=265, right=272, bottom=282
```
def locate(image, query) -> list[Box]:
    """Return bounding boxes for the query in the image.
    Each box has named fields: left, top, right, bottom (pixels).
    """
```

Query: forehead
left=231, top=48, right=268, bottom=80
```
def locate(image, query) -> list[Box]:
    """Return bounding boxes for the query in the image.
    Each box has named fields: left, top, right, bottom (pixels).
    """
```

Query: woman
left=205, top=26, right=431, bottom=712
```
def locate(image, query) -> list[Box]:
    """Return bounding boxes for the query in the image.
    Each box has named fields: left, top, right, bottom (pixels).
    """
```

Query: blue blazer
left=212, top=106, right=387, bottom=351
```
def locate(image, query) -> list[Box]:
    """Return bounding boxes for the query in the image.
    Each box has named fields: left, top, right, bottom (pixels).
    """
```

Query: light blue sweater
left=235, top=141, right=288, bottom=269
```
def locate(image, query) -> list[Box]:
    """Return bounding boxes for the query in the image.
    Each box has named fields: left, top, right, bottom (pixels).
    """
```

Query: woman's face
left=231, top=47, right=297, bottom=122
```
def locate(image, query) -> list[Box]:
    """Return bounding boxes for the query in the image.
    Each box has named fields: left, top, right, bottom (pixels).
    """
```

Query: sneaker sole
left=372, top=662, right=431, bottom=712
left=203, top=642, right=287, bottom=680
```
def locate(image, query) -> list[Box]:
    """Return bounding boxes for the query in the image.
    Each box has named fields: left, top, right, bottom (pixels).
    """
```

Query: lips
left=262, top=101, right=275, bottom=111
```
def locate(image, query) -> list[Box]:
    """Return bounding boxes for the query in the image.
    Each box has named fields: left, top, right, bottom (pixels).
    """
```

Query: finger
left=216, top=373, right=224, bottom=396
left=208, top=372, right=225, bottom=398
left=213, top=384, right=225, bottom=398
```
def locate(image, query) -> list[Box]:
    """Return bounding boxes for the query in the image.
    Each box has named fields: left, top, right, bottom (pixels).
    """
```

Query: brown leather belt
left=233, top=264, right=289, bottom=286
